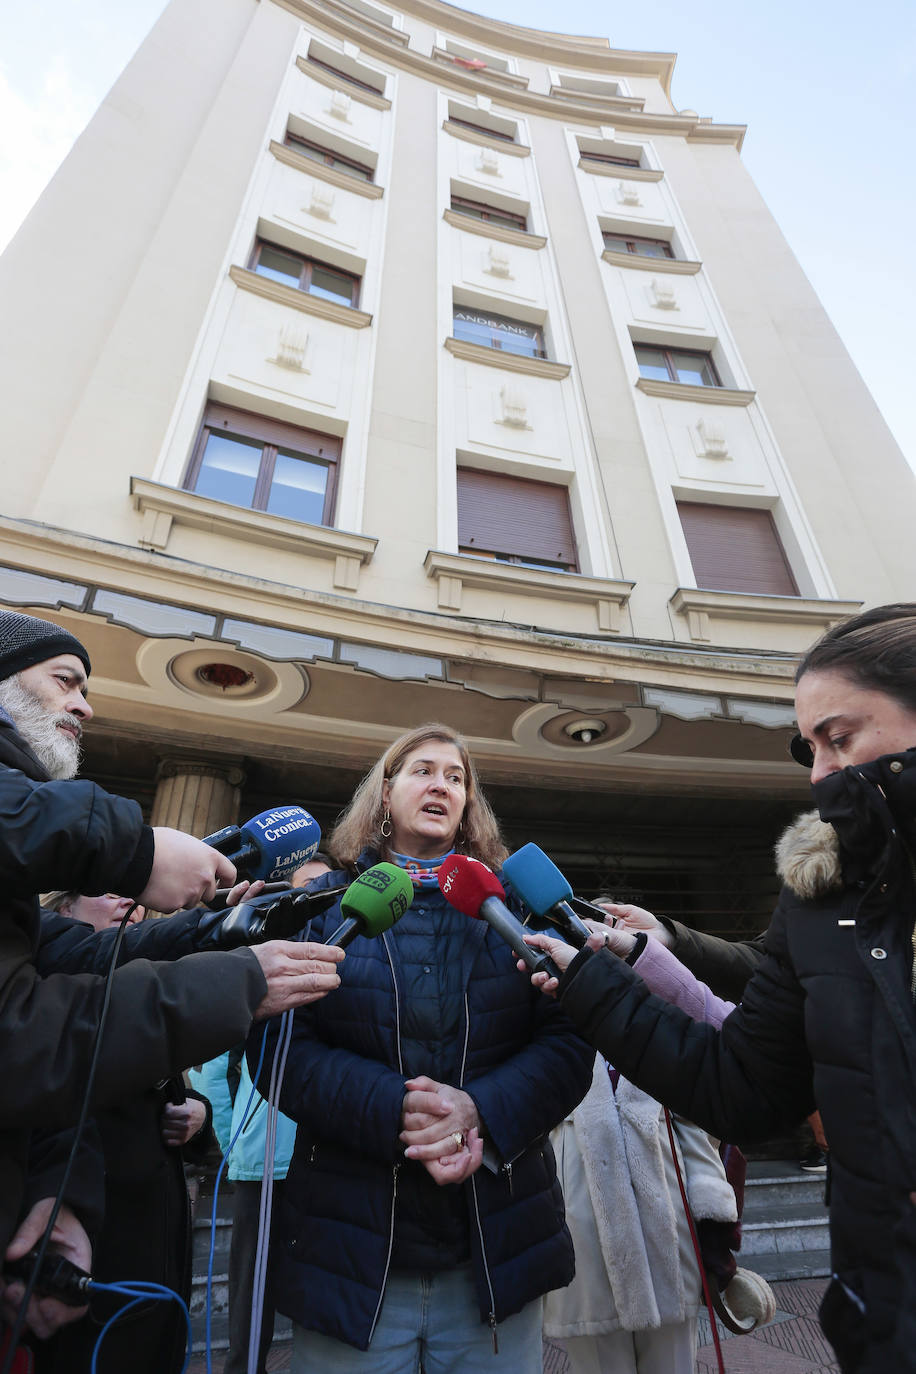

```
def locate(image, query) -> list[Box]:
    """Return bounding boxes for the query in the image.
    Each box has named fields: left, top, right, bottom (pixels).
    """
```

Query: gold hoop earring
left=380, top=809, right=392, bottom=839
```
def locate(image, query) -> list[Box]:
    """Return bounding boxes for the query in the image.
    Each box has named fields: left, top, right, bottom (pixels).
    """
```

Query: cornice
left=332, top=0, right=410, bottom=45
left=229, top=265, right=373, bottom=329
left=636, top=377, right=756, bottom=406
left=442, top=119, right=530, bottom=157
left=431, top=47, right=529, bottom=90
left=425, top=551, right=634, bottom=633
left=269, top=0, right=744, bottom=147
left=602, top=248, right=701, bottom=275
left=295, top=54, right=392, bottom=110
left=549, top=85, right=644, bottom=113
left=445, top=336, right=571, bottom=379
left=442, top=209, right=546, bottom=250
left=578, top=159, right=664, bottom=182
left=269, top=139, right=385, bottom=199
left=670, top=587, right=863, bottom=646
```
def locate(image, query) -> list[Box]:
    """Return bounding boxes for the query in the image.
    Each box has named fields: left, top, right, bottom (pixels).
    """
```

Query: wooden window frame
left=447, top=115, right=516, bottom=143
left=580, top=151, right=641, bottom=167
left=183, top=404, right=341, bottom=527
left=450, top=195, right=528, bottom=231
left=634, top=344, right=721, bottom=388
left=602, top=231, right=674, bottom=259
left=248, top=240, right=361, bottom=308
left=452, top=306, right=547, bottom=359
left=304, top=52, right=384, bottom=96
left=283, top=131, right=374, bottom=182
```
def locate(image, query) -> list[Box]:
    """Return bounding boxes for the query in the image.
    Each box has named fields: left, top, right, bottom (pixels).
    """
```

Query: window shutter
left=677, top=502, right=798, bottom=595
left=457, top=468, right=577, bottom=567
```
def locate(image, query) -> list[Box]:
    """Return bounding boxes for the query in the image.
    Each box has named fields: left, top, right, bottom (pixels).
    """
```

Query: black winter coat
left=0, top=713, right=267, bottom=1254
left=558, top=752, right=916, bottom=1374
left=253, top=856, right=595, bottom=1351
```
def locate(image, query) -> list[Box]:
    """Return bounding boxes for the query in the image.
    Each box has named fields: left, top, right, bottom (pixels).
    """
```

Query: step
left=740, top=1203, right=830, bottom=1256
left=741, top=1247, right=832, bottom=1281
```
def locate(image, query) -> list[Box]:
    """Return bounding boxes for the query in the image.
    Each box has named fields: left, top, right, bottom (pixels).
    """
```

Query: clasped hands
left=399, top=1076, right=484, bottom=1185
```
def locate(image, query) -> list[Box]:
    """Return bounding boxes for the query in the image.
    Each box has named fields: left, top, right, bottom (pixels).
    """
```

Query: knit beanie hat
left=0, top=610, right=92, bottom=684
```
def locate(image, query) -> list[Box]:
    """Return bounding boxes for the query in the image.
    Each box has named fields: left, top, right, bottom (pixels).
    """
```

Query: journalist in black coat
left=525, top=604, right=916, bottom=1374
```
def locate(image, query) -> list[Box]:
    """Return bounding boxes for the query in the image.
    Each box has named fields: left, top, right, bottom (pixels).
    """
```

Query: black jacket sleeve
left=558, top=904, right=815, bottom=1147
left=661, top=920, right=769, bottom=1004
left=23, top=1123, right=106, bottom=1241
left=36, top=908, right=209, bottom=975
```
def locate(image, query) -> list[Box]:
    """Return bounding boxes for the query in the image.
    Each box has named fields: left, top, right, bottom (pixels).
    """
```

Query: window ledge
left=296, top=56, right=391, bottom=110
left=550, top=85, right=645, bottom=112
left=425, top=551, right=634, bottom=633
left=229, top=265, right=372, bottom=329
left=577, top=159, right=664, bottom=182
left=636, top=376, right=755, bottom=406
left=130, top=480, right=378, bottom=593
left=602, top=248, right=701, bottom=275
left=431, top=49, right=530, bottom=89
left=269, top=140, right=384, bottom=199
left=441, top=120, right=531, bottom=158
left=445, top=336, right=570, bottom=379
left=329, top=0, right=410, bottom=45
left=670, top=587, right=863, bottom=645
left=442, top=208, right=546, bottom=250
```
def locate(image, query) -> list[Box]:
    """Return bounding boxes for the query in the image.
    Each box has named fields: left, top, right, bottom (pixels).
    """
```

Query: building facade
left=0, top=0, right=913, bottom=934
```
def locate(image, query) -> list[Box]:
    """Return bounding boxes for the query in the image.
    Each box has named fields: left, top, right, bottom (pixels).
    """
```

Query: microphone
left=502, top=844, right=593, bottom=949
left=203, top=806, right=321, bottom=882
left=196, top=882, right=351, bottom=949
left=325, top=864, right=414, bottom=947
left=437, top=855, right=562, bottom=978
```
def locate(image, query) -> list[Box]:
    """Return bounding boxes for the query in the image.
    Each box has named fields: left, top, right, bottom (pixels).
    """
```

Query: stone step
left=741, top=1247, right=832, bottom=1281
left=740, top=1202, right=830, bottom=1255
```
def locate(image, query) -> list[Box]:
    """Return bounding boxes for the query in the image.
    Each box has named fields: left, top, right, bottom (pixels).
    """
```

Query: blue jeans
left=290, top=1266, right=543, bottom=1373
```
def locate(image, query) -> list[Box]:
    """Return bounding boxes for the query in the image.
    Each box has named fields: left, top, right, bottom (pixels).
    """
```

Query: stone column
left=150, top=756, right=246, bottom=838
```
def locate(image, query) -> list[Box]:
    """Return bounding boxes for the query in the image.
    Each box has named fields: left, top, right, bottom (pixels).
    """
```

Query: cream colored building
left=0, top=0, right=912, bottom=934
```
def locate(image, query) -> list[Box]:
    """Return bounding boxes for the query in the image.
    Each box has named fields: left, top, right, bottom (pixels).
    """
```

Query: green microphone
left=325, top=863, right=414, bottom=947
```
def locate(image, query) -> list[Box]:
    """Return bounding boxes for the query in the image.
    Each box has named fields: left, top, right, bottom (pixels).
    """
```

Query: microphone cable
left=88, top=1281, right=192, bottom=1374
left=0, top=903, right=139, bottom=1374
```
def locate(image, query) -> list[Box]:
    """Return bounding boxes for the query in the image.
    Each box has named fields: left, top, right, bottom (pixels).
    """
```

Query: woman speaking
left=253, top=723, right=593, bottom=1372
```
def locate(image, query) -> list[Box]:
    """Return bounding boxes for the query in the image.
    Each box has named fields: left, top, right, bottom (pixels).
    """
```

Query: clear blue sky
left=2, top=0, right=914, bottom=467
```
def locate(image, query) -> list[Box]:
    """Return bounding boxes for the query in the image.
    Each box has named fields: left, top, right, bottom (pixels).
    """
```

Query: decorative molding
left=636, top=376, right=756, bottom=406
left=615, top=181, right=642, bottom=207
left=269, top=140, right=384, bottom=200
left=649, top=278, right=679, bottom=310
left=483, top=242, right=513, bottom=278
left=578, top=159, right=664, bottom=182
left=269, top=321, right=310, bottom=371
left=296, top=55, right=391, bottom=110
left=670, top=588, right=862, bottom=645
left=305, top=181, right=336, bottom=219
left=431, top=47, right=529, bottom=89
left=549, top=85, right=645, bottom=112
left=692, top=417, right=729, bottom=460
left=229, top=266, right=372, bottom=329
left=445, top=336, right=570, bottom=379
left=425, top=551, right=634, bottom=633
left=130, top=479, right=377, bottom=593
left=601, top=248, right=700, bottom=275
left=442, top=208, right=546, bottom=250
left=496, top=382, right=531, bottom=428
left=442, top=119, right=531, bottom=157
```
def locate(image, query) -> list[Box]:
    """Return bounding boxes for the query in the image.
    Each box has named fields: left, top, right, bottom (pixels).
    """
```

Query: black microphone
left=438, top=855, right=562, bottom=978
left=195, top=883, right=351, bottom=949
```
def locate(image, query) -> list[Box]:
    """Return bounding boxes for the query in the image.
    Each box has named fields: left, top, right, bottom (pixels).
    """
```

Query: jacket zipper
left=367, top=934, right=404, bottom=1346
left=462, top=993, right=499, bottom=1351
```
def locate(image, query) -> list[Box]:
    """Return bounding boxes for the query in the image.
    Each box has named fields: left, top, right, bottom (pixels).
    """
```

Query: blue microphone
left=502, top=844, right=593, bottom=948
left=204, top=807, right=321, bottom=882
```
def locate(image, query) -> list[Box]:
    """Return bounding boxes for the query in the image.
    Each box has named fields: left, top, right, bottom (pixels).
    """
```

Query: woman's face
left=795, top=669, right=916, bottom=784
left=67, top=893, right=145, bottom=932
left=382, top=741, right=467, bottom=860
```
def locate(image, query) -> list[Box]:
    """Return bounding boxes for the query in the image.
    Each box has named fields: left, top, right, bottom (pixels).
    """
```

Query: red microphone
left=438, top=855, right=562, bottom=978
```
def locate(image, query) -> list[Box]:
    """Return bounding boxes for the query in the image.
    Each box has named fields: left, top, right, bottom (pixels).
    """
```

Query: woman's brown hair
left=795, top=603, right=916, bottom=712
left=329, top=723, right=508, bottom=871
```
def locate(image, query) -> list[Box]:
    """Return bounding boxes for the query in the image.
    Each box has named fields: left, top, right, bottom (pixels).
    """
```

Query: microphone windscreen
left=340, top=863, right=413, bottom=934
left=438, top=855, right=505, bottom=916
left=238, top=807, right=321, bottom=882
left=503, top=844, right=573, bottom=916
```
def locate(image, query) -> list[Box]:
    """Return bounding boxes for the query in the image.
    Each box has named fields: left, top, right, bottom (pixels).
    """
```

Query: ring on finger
left=451, top=1130, right=466, bottom=1149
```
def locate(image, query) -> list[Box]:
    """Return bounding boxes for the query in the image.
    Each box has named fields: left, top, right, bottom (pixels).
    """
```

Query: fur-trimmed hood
left=775, top=810, right=843, bottom=900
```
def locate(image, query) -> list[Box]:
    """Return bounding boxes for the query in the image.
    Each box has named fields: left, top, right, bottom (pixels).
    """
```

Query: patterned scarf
left=390, top=850, right=455, bottom=889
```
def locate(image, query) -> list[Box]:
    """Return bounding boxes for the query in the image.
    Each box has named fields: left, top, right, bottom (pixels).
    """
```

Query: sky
left=2, top=0, right=914, bottom=468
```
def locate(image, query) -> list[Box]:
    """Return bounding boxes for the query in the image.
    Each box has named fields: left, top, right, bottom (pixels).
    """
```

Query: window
left=284, top=131, right=374, bottom=182
left=450, top=195, right=527, bottom=232
left=458, top=468, right=577, bottom=570
left=184, top=405, right=340, bottom=526
left=447, top=115, right=516, bottom=143
left=635, top=344, right=720, bottom=388
left=304, top=52, right=383, bottom=96
left=452, top=306, right=545, bottom=359
left=603, top=232, right=673, bottom=259
left=581, top=150, right=640, bottom=167
left=249, top=240, right=360, bottom=308
left=677, top=502, right=798, bottom=596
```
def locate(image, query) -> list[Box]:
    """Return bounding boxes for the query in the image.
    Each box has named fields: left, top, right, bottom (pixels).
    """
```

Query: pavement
left=187, top=1276, right=839, bottom=1373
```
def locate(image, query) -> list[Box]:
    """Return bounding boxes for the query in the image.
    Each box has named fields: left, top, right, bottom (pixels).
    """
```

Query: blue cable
left=88, top=1281, right=191, bottom=1374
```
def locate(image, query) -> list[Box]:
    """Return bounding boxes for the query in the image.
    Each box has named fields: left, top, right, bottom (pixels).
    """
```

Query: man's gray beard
left=0, top=675, right=83, bottom=779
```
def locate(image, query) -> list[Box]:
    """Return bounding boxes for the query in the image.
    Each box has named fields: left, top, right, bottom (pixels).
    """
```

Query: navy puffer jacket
left=252, top=853, right=595, bottom=1350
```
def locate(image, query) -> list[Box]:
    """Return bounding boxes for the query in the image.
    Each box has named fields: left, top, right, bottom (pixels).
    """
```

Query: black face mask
left=813, top=748, right=916, bottom=877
